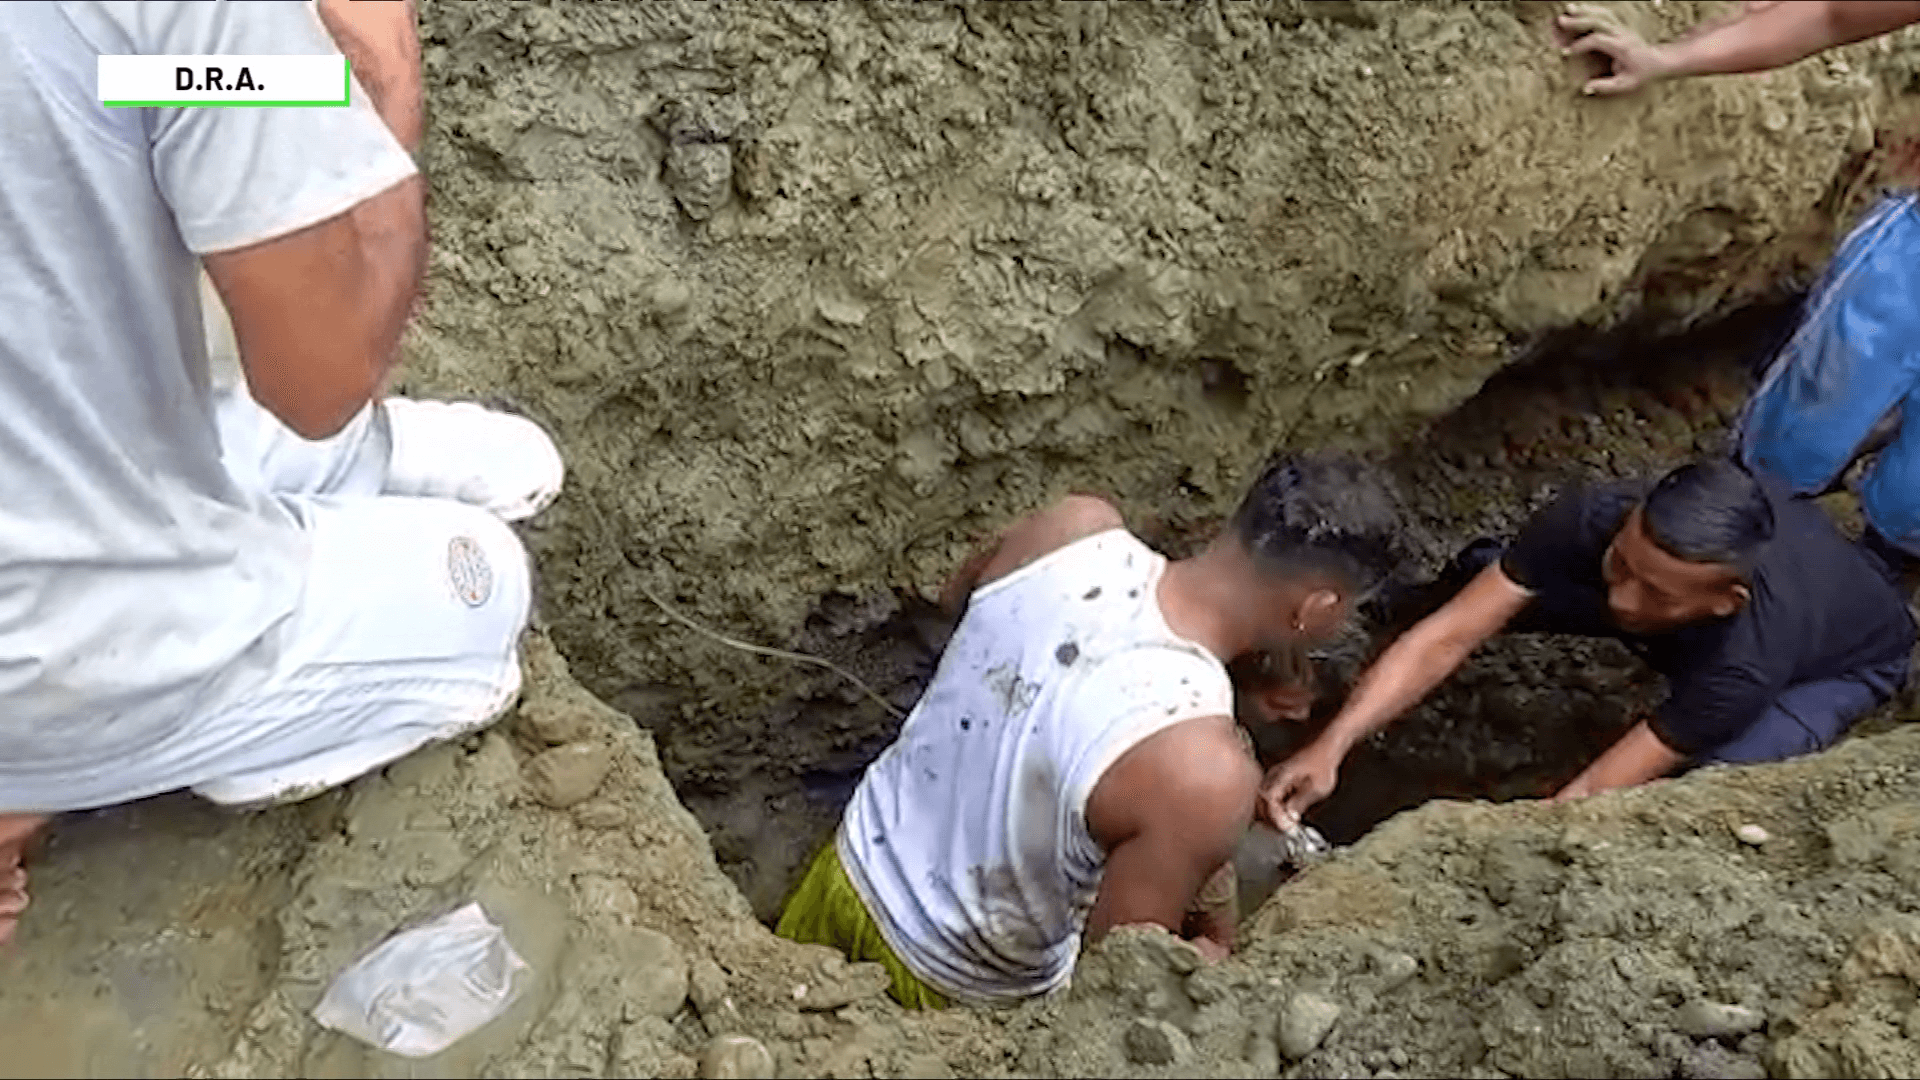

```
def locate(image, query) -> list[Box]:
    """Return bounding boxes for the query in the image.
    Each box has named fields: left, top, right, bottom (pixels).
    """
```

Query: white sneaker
left=381, top=398, right=565, bottom=522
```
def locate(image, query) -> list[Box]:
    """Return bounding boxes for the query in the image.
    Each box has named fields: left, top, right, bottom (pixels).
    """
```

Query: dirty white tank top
left=839, top=529, right=1233, bottom=1003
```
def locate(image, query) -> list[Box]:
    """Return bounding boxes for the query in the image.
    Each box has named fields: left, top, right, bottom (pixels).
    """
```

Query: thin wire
left=591, top=491, right=909, bottom=722
left=634, top=579, right=907, bottom=722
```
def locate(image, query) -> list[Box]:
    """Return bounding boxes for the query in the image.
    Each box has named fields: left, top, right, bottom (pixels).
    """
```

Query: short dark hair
left=1229, top=453, right=1404, bottom=592
left=1639, top=458, right=1774, bottom=573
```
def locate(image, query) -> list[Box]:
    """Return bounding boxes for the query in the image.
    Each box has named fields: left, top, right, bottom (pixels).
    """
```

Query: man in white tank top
left=778, top=456, right=1403, bottom=1006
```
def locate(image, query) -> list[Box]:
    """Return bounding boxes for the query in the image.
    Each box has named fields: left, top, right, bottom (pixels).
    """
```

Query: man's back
left=839, top=528, right=1233, bottom=1002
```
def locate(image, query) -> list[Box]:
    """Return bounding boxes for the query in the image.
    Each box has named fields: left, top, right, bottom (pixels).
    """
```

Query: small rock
left=574, top=874, right=639, bottom=922
left=1124, top=1017, right=1193, bottom=1067
left=513, top=697, right=598, bottom=746
left=1373, top=949, right=1420, bottom=990
left=1733, top=824, right=1770, bottom=846
left=615, top=1016, right=692, bottom=1079
left=665, top=142, right=734, bottom=222
left=1680, top=1042, right=1769, bottom=1080
left=793, top=954, right=891, bottom=1011
left=700, top=1034, right=775, bottom=1079
left=573, top=799, right=631, bottom=829
left=523, top=741, right=611, bottom=808
left=1245, top=1032, right=1280, bottom=1075
left=1185, top=965, right=1231, bottom=1005
left=688, top=954, right=743, bottom=1035
left=1675, top=1000, right=1766, bottom=1039
left=1277, top=991, right=1342, bottom=1060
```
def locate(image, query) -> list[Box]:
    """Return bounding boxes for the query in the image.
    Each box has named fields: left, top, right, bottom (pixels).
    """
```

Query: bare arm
left=1557, top=1, right=1920, bottom=96
left=316, top=0, right=424, bottom=152
left=202, top=175, right=427, bottom=438
left=1260, top=564, right=1532, bottom=822
left=1086, top=718, right=1258, bottom=953
left=1552, top=720, right=1685, bottom=801
left=938, top=534, right=1006, bottom=616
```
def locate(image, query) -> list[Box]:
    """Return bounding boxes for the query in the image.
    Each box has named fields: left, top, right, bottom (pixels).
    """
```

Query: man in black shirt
left=1260, top=458, right=1915, bottom=822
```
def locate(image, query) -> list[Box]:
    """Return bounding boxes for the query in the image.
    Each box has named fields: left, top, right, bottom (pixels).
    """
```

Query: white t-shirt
left=0, top=2, right=417, bottom=813
left=838, top=530, right=1234, bottom=1003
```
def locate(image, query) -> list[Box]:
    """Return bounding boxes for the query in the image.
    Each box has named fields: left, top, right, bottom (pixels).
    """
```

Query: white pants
left=184, top=389, right=534, bottom=806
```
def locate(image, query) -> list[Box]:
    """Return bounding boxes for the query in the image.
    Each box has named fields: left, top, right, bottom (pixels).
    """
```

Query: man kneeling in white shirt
left=0, top=0, right=563, bottom=944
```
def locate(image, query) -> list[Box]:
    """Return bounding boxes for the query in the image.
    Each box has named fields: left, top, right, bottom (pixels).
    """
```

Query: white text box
left=99, top=55, right=348, bottom=107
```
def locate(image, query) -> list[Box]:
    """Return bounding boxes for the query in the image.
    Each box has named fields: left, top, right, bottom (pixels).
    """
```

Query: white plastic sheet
left=313, top=902, right=528, bottom=1058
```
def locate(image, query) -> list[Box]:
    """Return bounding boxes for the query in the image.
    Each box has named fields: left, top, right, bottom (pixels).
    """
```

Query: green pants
left=775, top=842, right=949, bottom=1009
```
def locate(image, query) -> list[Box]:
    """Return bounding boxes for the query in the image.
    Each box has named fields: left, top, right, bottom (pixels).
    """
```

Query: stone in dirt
left=1123, top=1017, right=1193, bottom=1067
left=1277, top=991, right=1342, bottom=1060
left=522, top=741, right=611, bottom=808
left=1675, top=1000, right=1766, bottom=1039
left=700, top=1034, right=775, bottom=1079
left=1733, top=823, right=1770, bottom=846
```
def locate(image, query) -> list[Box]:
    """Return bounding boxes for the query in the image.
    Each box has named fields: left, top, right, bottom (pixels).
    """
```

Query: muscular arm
left=1262, top=564, right=1532, bottom=821
left=939, top=495, right=1124, bottom=616
left=1317, top=564, right=1529, bottom=758
left=1553, top=720, right=1685, bottom=801
left=202, top=175, right=427, bottom=438
left=316, top=0, right=424, bottom=152
left=1086, top=717, right=1259, bottom=953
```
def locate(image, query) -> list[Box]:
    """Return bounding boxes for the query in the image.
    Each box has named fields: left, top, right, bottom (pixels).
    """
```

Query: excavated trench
left=666, top=293, right=1814, bottom=923
left=14, top=4, right=1920, bottom=1077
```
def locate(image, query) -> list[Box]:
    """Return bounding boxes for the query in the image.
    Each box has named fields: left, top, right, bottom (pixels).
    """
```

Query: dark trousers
left=1700, top=656, right=1909, bottom=766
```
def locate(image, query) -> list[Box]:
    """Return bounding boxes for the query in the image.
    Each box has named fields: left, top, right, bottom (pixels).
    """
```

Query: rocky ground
left=7, top=2, right=1920, bottom=1077
left=6, top=633, right=1920, bottom=1079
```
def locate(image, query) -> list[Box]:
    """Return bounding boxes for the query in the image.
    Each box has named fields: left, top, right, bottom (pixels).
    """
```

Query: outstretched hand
left=1257, top=742, right=1342, bottom=827
left=1553, top=3, right=1672, bottom=96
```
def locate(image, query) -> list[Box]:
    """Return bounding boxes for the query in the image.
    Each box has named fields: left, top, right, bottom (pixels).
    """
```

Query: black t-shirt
left=1499, top=479, right=1915, bottom=755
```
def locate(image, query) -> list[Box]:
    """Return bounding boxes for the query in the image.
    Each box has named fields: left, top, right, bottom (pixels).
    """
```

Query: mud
left=8, top=2, right=1920, bottom=1078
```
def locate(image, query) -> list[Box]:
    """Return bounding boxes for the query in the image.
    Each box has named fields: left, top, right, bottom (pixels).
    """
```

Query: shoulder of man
left=1502, top=480, right=1638, bottom=590
left=1033, top=494, right=1126, bottom=548
left=979, top=495, right=1128, bottom=585
left=1090, top=713, right=1257, bottom=842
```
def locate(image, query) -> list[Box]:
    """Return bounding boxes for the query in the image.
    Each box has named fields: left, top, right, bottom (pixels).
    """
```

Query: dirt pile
left=8, top=632, right=1920, bottom=1079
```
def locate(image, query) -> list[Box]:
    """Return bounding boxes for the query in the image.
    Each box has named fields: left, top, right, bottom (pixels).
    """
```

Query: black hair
left=1639, top=458, right=1774, bottom=574
left=1229, top=453, right=1405, bottom=593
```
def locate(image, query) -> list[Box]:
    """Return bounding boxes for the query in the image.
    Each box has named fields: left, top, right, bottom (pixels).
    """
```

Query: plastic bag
left=312, top=902, right=528, bottom=1058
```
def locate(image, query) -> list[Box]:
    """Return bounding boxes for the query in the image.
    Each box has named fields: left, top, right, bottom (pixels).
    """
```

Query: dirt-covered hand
left=1258, top=744, right=1341, bottom=826
left=1554, top=3, right=1671, bottom=96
